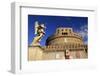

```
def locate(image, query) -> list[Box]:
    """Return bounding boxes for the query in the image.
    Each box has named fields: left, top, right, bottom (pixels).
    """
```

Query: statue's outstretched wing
left=35, top=21, right=39, bottom=34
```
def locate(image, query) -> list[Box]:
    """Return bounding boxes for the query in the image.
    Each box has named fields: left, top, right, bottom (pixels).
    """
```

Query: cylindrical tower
left=46, top=27, right=83, bottom=46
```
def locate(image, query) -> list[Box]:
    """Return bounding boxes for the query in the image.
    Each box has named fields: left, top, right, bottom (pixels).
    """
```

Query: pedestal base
left=28, top=45, right=44, bottom=61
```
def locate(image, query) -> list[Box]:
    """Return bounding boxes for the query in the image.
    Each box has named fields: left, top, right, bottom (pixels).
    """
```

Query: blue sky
left=28, top=15, right=88, bottom=46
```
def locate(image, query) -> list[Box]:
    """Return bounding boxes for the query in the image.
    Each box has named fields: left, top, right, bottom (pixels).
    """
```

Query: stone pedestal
left=28, top=45, right=43, bottom=61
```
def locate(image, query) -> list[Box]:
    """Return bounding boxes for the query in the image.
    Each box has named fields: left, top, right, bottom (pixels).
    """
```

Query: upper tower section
left=55, top=27, right=73, bottom=35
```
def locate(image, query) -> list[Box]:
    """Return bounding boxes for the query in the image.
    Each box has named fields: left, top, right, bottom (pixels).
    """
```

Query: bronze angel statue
left=31, top=21, right=46, bottom=46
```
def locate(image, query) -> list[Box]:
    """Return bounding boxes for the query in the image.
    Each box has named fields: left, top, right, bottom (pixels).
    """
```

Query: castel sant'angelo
left=28, top=22, right=88, bottom=61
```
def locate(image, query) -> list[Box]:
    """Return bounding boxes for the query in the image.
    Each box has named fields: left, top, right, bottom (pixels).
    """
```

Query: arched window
left=69, top=29, right=71, bottom=33
left=72, top=44, right=74, bottom=48
left=57, top=29, right=59, bottom=34
left=62, top=29, right=64, bottom=31
left=65, top=29, right=67, bottom=31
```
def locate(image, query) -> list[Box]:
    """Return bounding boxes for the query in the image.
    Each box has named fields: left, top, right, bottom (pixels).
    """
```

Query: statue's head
left=40, top=24, right=46, bottom=29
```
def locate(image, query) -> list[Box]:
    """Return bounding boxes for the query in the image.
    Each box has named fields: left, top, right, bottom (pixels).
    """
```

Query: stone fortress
left=28, top=27, right=88, bottom=61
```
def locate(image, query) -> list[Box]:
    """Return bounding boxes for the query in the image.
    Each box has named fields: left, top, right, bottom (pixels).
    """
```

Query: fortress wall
left=43, top=51, right=65, bottom=60
left=28, top=46, right=43, bottom=61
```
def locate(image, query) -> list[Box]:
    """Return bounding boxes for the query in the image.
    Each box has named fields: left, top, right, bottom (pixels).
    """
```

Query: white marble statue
left=31, top=21, right=46, bottom=46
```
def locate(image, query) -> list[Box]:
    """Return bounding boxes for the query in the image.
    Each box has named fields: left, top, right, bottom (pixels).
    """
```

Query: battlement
left=43, top=44, right=87, bottom=52
left=56, top=27, right=73, bottom=35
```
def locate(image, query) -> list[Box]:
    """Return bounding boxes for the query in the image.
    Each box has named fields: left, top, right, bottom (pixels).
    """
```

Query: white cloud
left=76, top=25, right=88, bottom=44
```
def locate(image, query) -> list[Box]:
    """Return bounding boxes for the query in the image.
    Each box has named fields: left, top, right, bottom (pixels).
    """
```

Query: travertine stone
left=28, top=27, right=88, bottom=60
left=28, top=46, right=43, bottom=61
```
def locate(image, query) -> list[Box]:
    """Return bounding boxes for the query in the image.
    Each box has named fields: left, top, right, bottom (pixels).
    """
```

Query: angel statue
left=31, top=21, right=46, bottom=46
